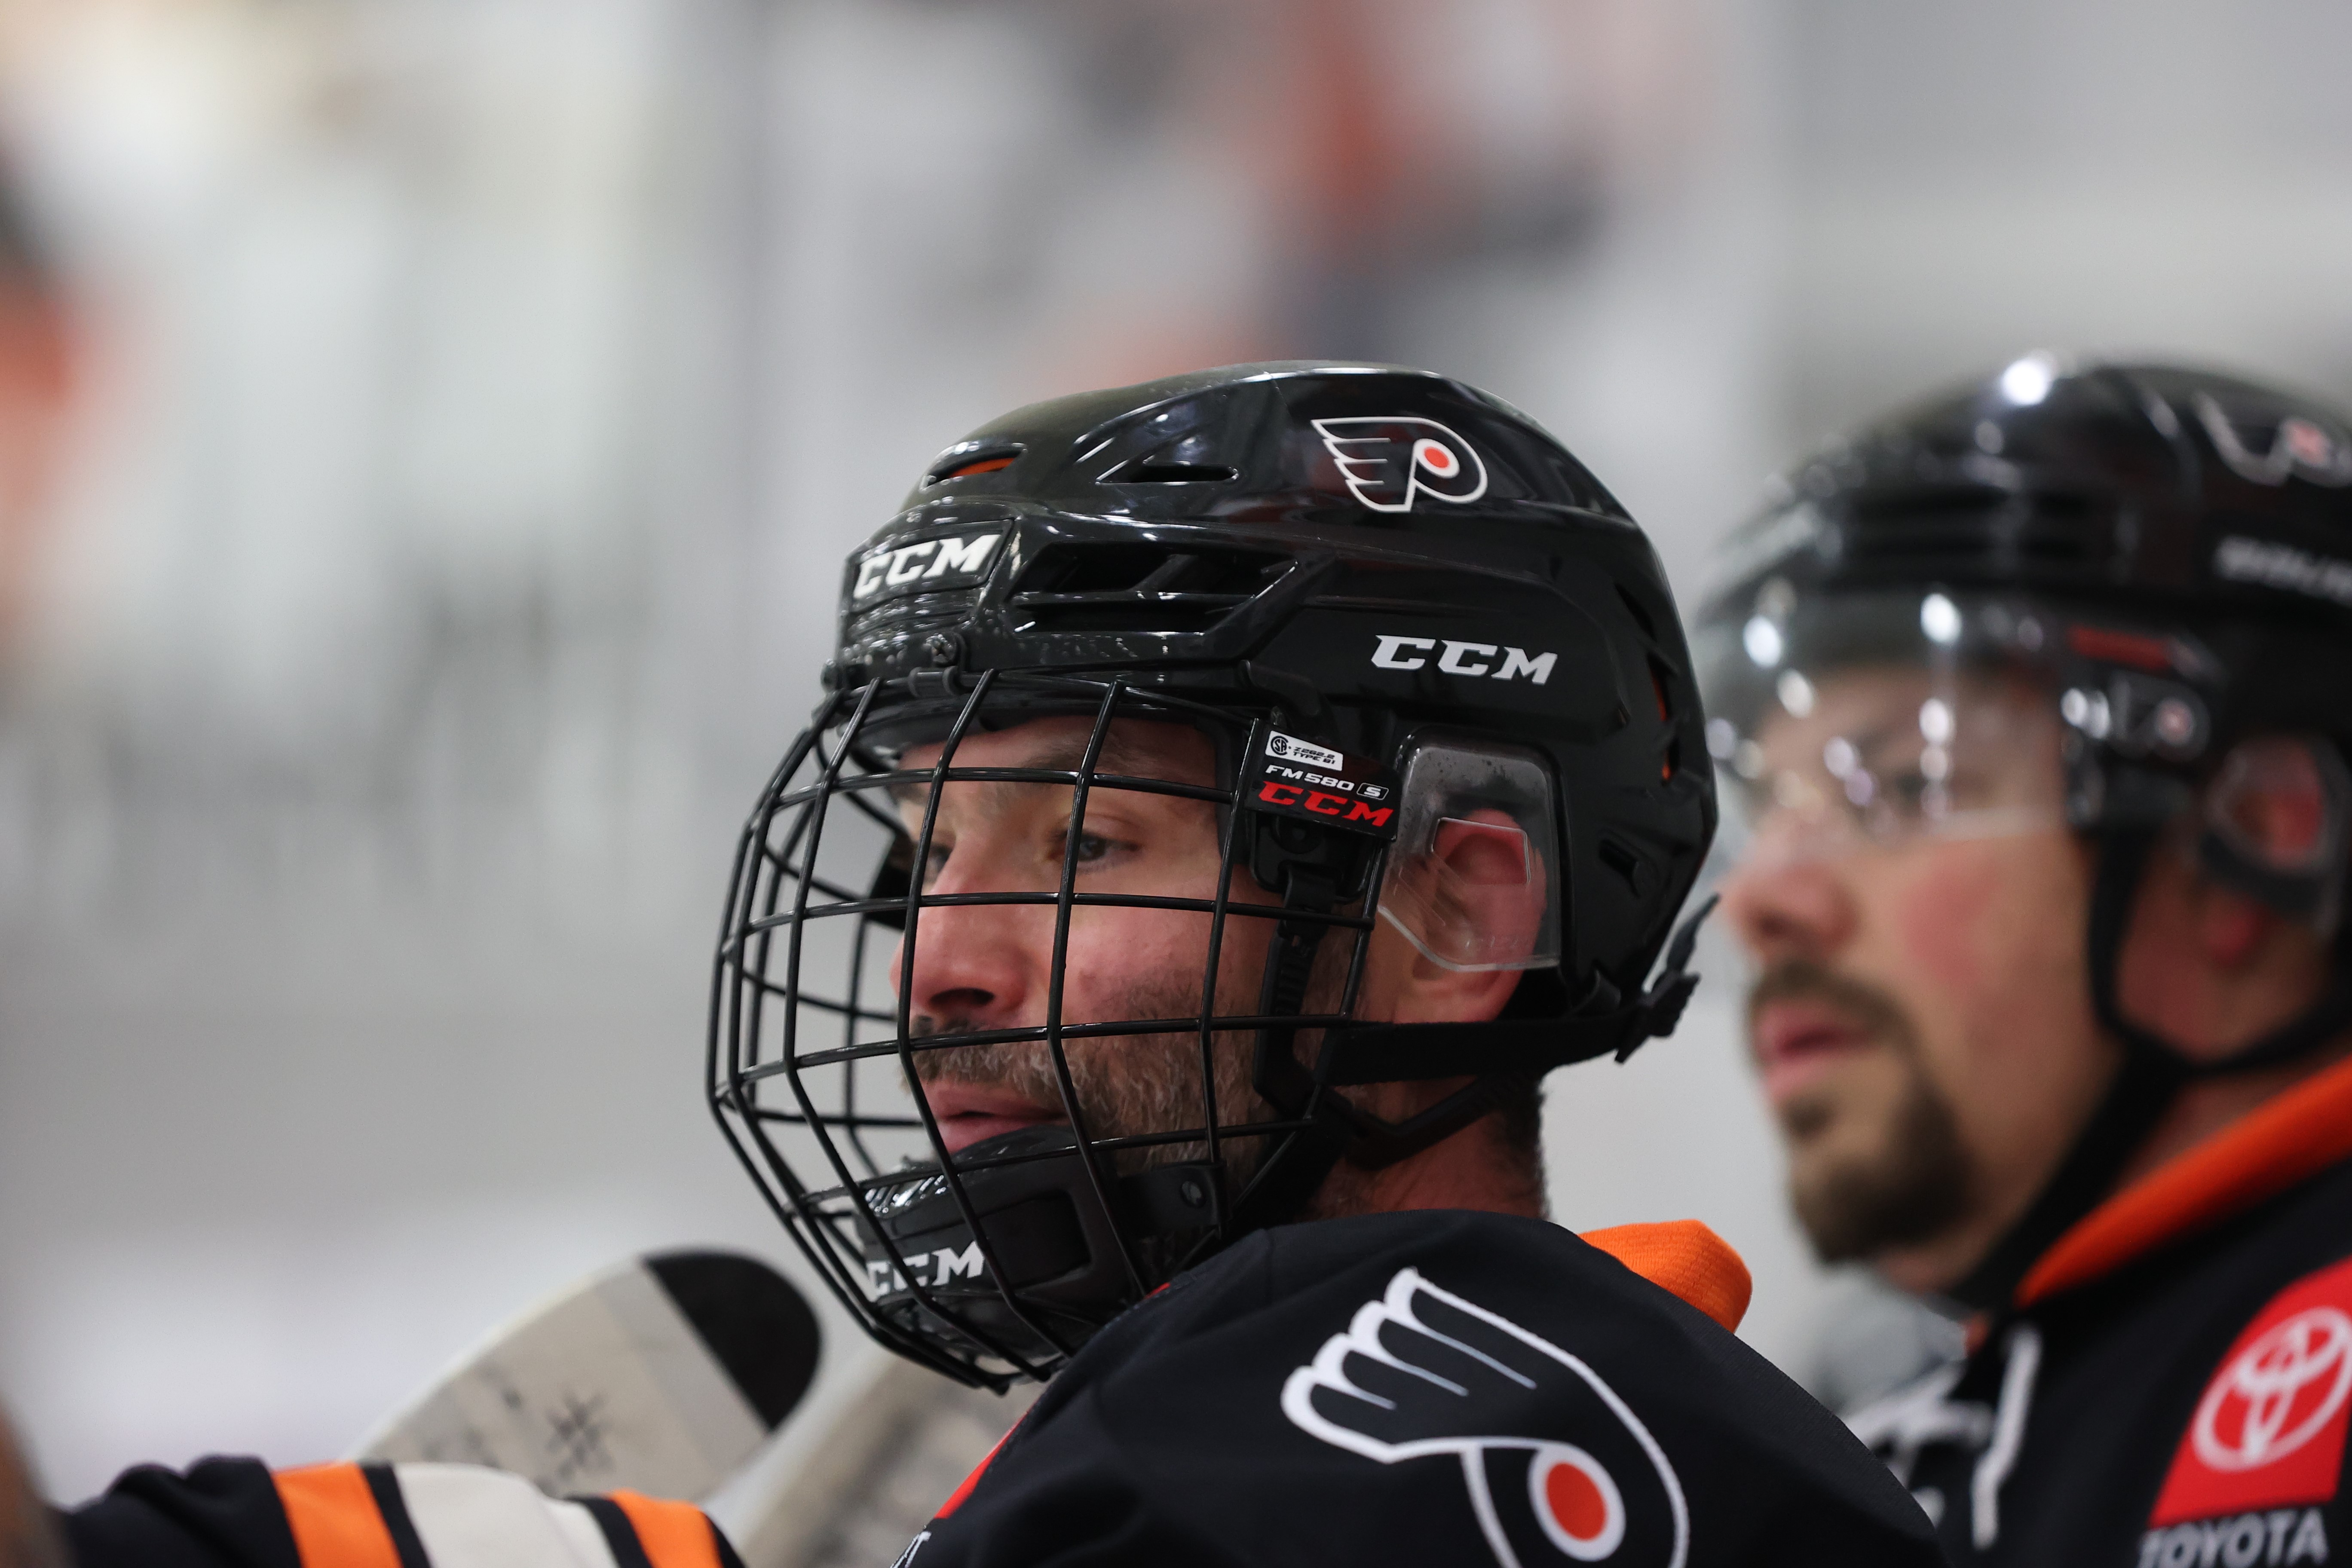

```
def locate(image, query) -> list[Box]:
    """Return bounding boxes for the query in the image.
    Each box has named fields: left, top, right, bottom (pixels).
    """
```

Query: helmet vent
left=1846, top=485, right=2103, bottom=567
left=1010, top=542, right=1289, bottom=634
left=1599, top=836, right=1651, bottom=895
left=923, top=445, right=1024, bottom=486
left=1646, top=655, right=1680, bottom=780
left=1616, top=582, right=1658, bottom=641
left=1111, top=462, right=1240, bottom=484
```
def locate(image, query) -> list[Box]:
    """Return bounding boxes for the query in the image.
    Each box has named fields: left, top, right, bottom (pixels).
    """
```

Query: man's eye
left=1049, top=828, right=1128, bottom=867
left=919, top=842, right=952, bottom=883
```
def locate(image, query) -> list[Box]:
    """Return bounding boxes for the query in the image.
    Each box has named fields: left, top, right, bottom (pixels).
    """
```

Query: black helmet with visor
left=1696, top=356, right=2352, bottom=1308
left=708, top=362, right=1716, bottom=1387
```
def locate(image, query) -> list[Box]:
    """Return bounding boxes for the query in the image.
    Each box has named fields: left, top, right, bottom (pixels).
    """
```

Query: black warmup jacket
left=897, top=1208, right=1942, bottom=1568
left=1852, top=1054, right=2352, bottom=1568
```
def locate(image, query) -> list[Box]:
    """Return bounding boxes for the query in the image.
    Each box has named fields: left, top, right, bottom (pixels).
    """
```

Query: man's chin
left=1785, top=1136, right=1972, bottom=1266
left=1774, top=1085, right=1846, bottom=1145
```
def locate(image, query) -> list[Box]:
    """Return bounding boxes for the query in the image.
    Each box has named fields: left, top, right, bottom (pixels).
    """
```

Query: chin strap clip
left=1614, top=892, right=1718, bottom=1062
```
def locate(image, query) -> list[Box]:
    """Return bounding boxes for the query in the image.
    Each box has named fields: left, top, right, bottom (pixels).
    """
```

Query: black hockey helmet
left=1696, top=355, right=2352, bottom=1306
left=710, top=362, right=1716, bottom=1386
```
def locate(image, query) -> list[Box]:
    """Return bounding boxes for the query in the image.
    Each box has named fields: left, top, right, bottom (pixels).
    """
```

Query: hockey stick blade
left=350, top=1249, right=820, bottom=1501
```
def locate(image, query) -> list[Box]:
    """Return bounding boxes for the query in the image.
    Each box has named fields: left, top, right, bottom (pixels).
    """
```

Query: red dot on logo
left=1545, top=1459, right=1607, bottom=1540
left=1413, top=437, right=1456, bottom=476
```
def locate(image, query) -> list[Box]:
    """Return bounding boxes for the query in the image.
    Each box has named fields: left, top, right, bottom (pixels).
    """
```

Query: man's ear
left=2198, top=734, right=2351, bottom=928
left=2185, top=733, right=2352, bottom=968
left=1377, top=810, right=1548, bottom=1025
left=2120, top=737, right=2344, bottom=1054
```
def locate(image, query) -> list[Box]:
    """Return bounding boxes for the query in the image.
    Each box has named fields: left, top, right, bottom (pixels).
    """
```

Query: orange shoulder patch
left=607, top=1491, right=725, bottom=1568
left=1578, top=1219, right=1753, bottom=1333
left=273, top=1464, right=401, bottom=1568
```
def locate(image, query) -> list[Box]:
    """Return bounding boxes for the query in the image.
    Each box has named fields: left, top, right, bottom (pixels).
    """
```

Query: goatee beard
left=1749, top=959, right=1972, bottom=1264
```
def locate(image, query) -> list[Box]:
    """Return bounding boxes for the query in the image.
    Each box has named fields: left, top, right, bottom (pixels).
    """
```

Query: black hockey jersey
left=896, top=1208, right=1942, bottom=1567
left=1853, top=1051, right=2352, bottom=1567
left=63, top=1455, right=742, bottom=1568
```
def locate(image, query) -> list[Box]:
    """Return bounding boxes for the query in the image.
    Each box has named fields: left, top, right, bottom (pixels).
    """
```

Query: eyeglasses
left=1713, top=675, right=2070, bottom=865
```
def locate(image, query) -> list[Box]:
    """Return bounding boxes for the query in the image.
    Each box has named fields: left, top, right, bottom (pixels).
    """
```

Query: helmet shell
left=714, top=362, right=1720, bottom=1387
left=835, top=361, right=1713, bottom=997
left=1703, top=359, right=2352, bottom=769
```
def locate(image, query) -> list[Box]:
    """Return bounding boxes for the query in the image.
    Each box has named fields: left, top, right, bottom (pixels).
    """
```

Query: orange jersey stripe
left=274, top=1465, right=403, bottom=1568
left=607, top=1491, right=723, bottom=1568
left=2020, top=1049, right=2352, bottom=1306
left=1579, top=1219, right=1754, bottom=1333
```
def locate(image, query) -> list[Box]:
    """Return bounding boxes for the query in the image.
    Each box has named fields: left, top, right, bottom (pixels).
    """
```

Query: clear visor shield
left=1375, top=739, right=1562, bottom=972
left=1695, top=587, right=2072, bottom=865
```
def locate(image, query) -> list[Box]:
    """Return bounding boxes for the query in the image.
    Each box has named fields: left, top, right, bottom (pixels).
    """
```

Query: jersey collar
left=2017, top=1048, right=2352, bottom=1306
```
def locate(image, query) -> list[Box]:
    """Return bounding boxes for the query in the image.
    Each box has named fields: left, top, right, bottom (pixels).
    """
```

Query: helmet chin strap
left=1947, top=829, right=2352, bottom=1312
left=1225, top=864, right=1357, bottom=1237
left=1225, top=884, right=1718, bottom=1242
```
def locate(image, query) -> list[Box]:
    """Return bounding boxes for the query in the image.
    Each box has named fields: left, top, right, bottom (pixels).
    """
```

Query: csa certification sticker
left=1243, top=731, right=1399, bottom=838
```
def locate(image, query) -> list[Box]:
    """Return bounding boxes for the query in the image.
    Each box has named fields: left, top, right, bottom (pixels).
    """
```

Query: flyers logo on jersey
left=2150, top=1256, right=2352, bottom=1530
left=1282, top=1268, right=1688, bottom=1567
left=1313, top=417, right=1491, bottom=513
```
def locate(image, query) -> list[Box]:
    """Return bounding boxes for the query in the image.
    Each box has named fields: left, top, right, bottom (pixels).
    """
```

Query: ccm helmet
left=710, top=362, right=1715, bottom=1386
left=1697, top=356, right=2352, bottom=1307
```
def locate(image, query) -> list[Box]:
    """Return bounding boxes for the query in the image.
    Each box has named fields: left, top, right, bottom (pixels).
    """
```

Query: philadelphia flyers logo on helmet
left=1313, top=417, right=1491, bottom=513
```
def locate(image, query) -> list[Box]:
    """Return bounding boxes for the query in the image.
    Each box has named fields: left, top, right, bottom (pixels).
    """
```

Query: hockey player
left=1698, top=358, right=2352, bottom=1565
left=708, top=361, right=1943, bottom=1565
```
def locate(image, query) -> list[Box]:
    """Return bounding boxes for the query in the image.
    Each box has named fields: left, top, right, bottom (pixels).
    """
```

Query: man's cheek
left=1886, top=844, right=2010, bottom=1000
left=1059, top=914, right=1196, bottom=1010
left=1784, top=1048, right=1910, bottom=1152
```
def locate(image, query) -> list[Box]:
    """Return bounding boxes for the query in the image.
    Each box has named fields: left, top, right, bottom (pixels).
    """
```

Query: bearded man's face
left=1719, top=668, right=2115, bottom=1292
left=888, top=717, right=1280, bottom=1173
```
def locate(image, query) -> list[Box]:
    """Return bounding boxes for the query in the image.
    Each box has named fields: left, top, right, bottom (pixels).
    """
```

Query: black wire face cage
left=708, top=669, right=1385, bottom=1388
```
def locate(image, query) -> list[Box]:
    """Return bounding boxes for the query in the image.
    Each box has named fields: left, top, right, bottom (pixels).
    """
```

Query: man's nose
left=885, top=860, right=1039, bottom=1026
left=1719, top=828, right=1860, bottom=964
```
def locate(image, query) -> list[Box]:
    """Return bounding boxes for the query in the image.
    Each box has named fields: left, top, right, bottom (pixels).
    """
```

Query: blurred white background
left=0, top=0, right=2349, bottom=1507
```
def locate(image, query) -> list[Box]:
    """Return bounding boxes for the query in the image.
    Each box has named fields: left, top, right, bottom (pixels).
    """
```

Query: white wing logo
left=1282, top=1267, right=1687, bottom=1568
left=1313, top=417, right=1491, bottom=513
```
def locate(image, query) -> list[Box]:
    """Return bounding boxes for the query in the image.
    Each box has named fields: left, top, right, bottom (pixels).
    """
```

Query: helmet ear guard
left=1234, top=730, right=1704, bottom=1181
left=1229, top=733, right=1554, bottom=1219
left=1377, top=739, right=1562, bottom=974
left=2197, top=734, right=2352, bottom=931
left=2076, top=727, right=2352, bottom=1089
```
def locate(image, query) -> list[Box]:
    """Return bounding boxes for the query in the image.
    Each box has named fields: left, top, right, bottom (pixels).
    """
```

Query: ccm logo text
left=868, top=1242, right=986, bottom=1295
left=852, top=533, right=1003, bottom=602
left=1256, top=780, right=1393, bottom=827
left=1371, top=634, right=1555, bottom=685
